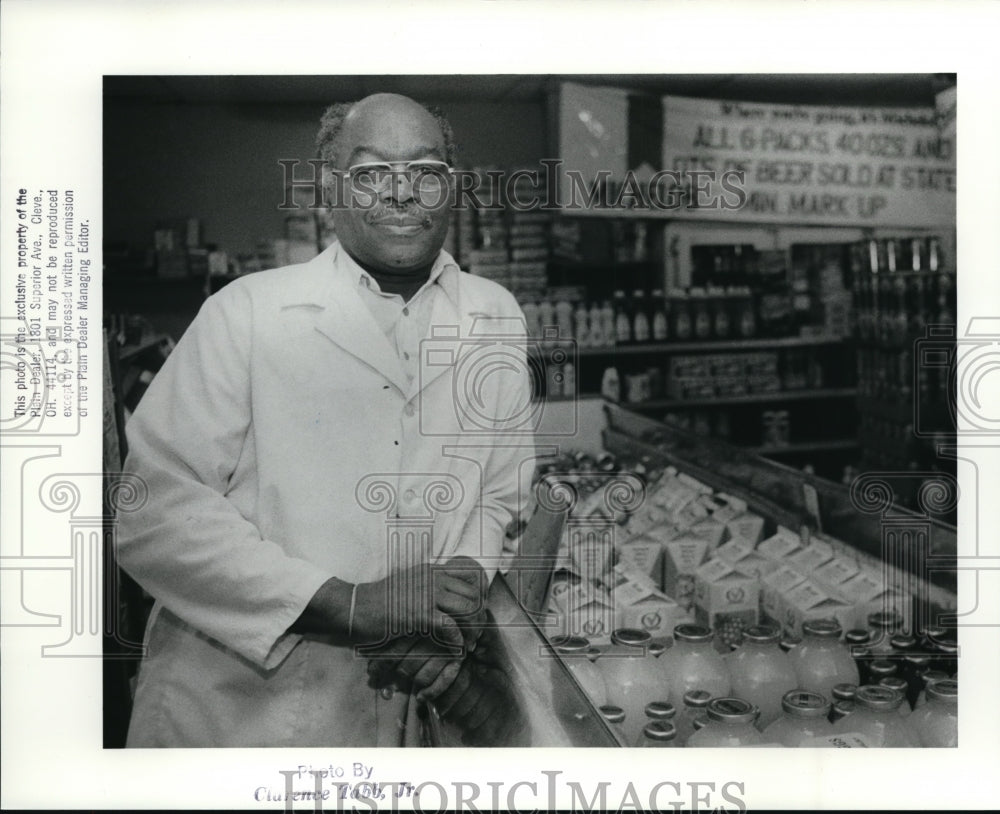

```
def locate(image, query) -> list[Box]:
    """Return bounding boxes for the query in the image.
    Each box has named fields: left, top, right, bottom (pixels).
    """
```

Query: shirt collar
left=333, top=241, right=460, bottom=305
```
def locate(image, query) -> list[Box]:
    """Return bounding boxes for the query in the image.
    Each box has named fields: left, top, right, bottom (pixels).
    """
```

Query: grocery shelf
left=750, top=439, right=859, bottom=455
left=533, top=335, right=850, bottom=356
left=611, top=388, right=858, bottom=410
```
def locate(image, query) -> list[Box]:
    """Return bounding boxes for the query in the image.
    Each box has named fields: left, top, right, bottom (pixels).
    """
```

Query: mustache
left=365, top=205, right=434, bottom=227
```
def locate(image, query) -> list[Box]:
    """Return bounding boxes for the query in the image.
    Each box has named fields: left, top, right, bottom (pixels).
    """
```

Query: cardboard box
left=759, top=566, right=808, bottom=628
left=757, top=526, right=804, bottom=561
left=616, top=533, right=664, bottom=588
left=661, top=535, right=710, bottom=610
left=565, top=521, right=615, bottom=583
left=563, top=582, right=617, bottom=644
left=838, top=570, right=913, bottom=630
left=687, top=516, right=728, bottom=549
left=725, top=512, right=766, bottom=546
left=608, top=567, right=683, bottom=639
left=814, top=557, right=861, bottom=591
left=787, top=540, right=835, bottom=573
left=729, top=550, right=777, bottom=579
left=782, top=580, right=854, bottom=636
left=693, top=558, right=759, bottom=631
left=714, top=538, right=755, bottom=563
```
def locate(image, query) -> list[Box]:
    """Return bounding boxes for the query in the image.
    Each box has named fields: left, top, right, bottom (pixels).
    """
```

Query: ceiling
left=104, top=73, right=955, bottom=108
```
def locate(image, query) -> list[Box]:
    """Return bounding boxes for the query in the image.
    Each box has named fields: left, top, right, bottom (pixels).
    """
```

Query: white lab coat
left=117, top=244, right=534, bottom=746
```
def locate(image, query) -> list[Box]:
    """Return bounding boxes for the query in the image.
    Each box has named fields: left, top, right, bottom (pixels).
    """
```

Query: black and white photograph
left=3, top=2, right=1000, bottom=811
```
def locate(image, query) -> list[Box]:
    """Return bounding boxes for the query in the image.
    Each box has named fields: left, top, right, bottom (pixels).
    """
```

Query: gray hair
left=315, top=100, right=458, bottom=166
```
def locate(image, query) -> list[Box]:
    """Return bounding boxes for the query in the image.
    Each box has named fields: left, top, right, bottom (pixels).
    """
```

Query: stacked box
left=617, top=531, right=665, bottom=587
left=662, top=535, right=710, bottom=610
left=760, top=565, right=808, bottom=627
left=757, top=527, right=804, bottom=562
left=782, top=580, right=855, bottom=636
left=726, top=512, right=767, bottom=546
left=607, top=563, right=683, bottom=639
left=693, top=558, right=759, bottom=632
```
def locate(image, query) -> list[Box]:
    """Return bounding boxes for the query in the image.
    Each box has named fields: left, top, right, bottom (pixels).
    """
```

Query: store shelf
left=614, top=388, right=858, bottom=410
left=750, top=439, right=859, bottom=455
left=534, top=335, right=850, bottom=357
left=118, top=333, right=171, bottom=362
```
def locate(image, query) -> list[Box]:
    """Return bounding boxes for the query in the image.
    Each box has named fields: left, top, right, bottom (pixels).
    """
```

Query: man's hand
left=366, top=636, right=463, bottom=701
left=354, top=556, right=488, bottom=651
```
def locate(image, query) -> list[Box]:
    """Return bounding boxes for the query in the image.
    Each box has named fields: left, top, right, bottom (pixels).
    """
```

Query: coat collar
left=279, top=243, right=475, bottom=396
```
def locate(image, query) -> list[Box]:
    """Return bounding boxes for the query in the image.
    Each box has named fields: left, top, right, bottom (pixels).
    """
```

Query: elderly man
left=117, top=93, right=534, bottom=747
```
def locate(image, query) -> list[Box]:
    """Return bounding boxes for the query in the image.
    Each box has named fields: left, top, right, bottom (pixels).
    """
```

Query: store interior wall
left=103, top=98, right=547, bottom=258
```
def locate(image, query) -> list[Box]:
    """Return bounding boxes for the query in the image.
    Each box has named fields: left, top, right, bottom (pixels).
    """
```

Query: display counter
left=425, top=398, right=958, bottom=747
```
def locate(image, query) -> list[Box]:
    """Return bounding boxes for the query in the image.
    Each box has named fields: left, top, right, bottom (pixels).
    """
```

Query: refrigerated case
left=429, top=398, right=957, bottom=746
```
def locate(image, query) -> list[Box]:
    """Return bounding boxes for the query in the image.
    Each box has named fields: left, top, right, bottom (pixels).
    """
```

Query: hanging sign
left=662, top=94, right=955, bottom=227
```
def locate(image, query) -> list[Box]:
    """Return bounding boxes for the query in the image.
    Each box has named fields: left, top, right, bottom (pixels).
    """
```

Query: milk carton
left=563, top=582, right=617, bottom=645
left=814, top=557, right=861, bottom=592
left=693, top=557, right=759, bottom=632
left=787, top=539, right=834, bottom=573
left=759, top=566, right=808, bottom=628
left=687, top=515, right=728, bottom=549
left=838, top=570, right=913, bottom=630
left=782, top=580, right=854, bottom=636
left=616, top=532, right=664, bottom=588
left=725, top=512, right=766, bottom=546
left=757, top=526, right=804, bottom=562
left=608, top=566, right=683, bottom=639
left=661, top=535, right=710, bottom=611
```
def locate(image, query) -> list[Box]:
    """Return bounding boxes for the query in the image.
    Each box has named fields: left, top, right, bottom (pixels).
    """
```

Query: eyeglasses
left=332, top=160, right=453, bottom=195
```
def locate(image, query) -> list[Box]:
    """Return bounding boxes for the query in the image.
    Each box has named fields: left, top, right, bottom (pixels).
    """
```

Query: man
left=117, top=93, right=534, bottom=747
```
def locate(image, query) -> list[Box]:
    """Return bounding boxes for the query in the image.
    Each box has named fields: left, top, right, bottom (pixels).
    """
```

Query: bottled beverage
left=632, top=289, right=651, bottom=343
left=599, top=704, right=627, bottom=742
left=574, top=302, right=590, bottom=347
left=787, top=620, right=859, bottom=701
left=844, top=629, right=872, bottom=685
left=600, top=301, right=616, bottom=348
left=890, top=633, right=918, bottom=657
left=538, top=299, right=555, bottom=333
left=613, top=290, right=632, bottom=345
left=597, top=628, right=666, bottom=746
left=901, top=653, right=932, bottom=709
left=660, top=624, right=731, bottom=704
left=672, top=290, right=692, bottom=341
left=710, top=285, right=731, bottom=338
left=686, top=698, right=763, bottom=747
left=914, top=671, right=950, bottom=709
left=675, top=689, right=712, bottom=745
left=555, top=298, right=574, bottom=340
left=690, top=287, right=712, bottom=340
left=587, top=302, right=604, bottom=347
left=832, top=685, right=920, bottom=747
left=869, top=659, right=898, bottom=684
left=726, top=624, right=798, bottom=729
left=651, top=289, right=669, bottom=342
left=632, top=701, right=676, bottom=746
left=779, top=634, right=802, bottom=654
left=550, top=635, right=606, bottom=709
left=909, top=678, right=957, bottom=747
left=878, top=676, right=912, bottom=716
left=762, top=690, right=835, bottom=747
left=736, top=286, right=756, bottom=338
left=640, top=720, right=678, bottom=747
left=831, top=699, right=856, bottom=724
left=866, top=610, right=902, bottom=656
left=829, top=684, right=857, bottom=723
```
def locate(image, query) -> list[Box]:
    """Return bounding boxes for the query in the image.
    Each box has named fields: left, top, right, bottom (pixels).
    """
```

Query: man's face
left=328, top=96, right=452, bottom=275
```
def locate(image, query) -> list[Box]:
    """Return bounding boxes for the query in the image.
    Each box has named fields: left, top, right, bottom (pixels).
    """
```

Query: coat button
left=403, top=488, right=416, bottom=503
left=380, top=687, right=394, bottom=700
left=404, top=403, right=415, bottom=417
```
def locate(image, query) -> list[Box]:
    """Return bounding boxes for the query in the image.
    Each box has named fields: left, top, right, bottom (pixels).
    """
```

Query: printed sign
left=662, top=95, right=955, bottom=226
